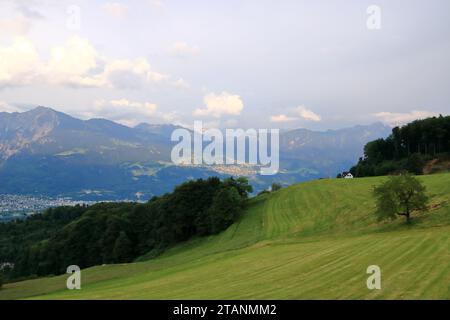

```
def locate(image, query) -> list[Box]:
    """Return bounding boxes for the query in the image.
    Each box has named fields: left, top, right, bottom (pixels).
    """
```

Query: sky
left=0, top=0, right=449, bottom=130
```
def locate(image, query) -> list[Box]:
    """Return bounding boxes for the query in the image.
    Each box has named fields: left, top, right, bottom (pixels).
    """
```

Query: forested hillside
left=350, top=115, right=450, bottom=177
left=0, top=177, right=252, bottom=281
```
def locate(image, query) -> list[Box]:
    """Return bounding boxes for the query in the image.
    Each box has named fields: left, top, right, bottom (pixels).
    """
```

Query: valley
left=1, top=173, right=448, bottom=299
left=0, top=107, right=391, bottom=200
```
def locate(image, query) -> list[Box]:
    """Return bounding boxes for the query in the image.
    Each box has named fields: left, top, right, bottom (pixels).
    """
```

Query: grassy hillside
left=1, top=174, right=449, bottom=299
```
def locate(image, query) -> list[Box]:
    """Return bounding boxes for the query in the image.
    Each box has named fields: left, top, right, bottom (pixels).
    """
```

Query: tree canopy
left=271, top=183, right=282, bottom=192
left=373, top=174, right=429, bottom=223
left=351, top=115, right=450, bottom=177
left=0, top=177, right=252, bottom=281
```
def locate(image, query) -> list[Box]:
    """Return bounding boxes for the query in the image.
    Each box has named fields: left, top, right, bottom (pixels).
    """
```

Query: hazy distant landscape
left=0, top=194, right=98, bottom=222
left=0, top=107, right=390, bottom=205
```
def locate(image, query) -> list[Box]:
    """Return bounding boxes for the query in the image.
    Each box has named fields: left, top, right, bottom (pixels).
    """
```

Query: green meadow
left=1, top=174, right=449, bottom=300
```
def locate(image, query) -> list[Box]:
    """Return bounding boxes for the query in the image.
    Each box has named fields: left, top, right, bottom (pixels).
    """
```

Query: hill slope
left=1, top=174, right=449, bottom=299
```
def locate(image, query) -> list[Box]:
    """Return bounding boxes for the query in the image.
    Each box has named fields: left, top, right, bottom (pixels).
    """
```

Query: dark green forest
left=350, top=115, right=450, bottom=177
left=0, top=177, right=252, bottom=281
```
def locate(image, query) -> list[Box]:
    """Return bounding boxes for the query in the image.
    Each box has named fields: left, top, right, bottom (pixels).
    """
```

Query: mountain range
left=0, top=107, right=391, bottom=200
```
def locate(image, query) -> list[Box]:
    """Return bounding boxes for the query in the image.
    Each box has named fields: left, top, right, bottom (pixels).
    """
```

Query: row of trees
left=0, top=177, right=252, bottom=281
left=350, top=115, right=450, bottom=177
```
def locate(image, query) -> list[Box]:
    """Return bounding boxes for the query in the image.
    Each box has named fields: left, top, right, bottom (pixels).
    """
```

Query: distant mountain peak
left=34, top=105, right=55, bottom=112
left=26, top=106, right=58, bottom=115
left=22, top=106, right=77, bottom=124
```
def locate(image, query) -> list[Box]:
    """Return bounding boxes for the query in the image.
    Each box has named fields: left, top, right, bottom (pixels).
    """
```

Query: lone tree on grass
left=373, top=174, right=428, bottom=223
left=271, top=183, right=282, bottom=192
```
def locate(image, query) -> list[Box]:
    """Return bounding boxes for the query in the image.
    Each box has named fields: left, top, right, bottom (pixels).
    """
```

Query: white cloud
left=194, top=92, right=244, bottom=118
left=170, top=42, right=199, bottom=57
left=103, top=3, right=128, bottom=18
left=295, top=106, right=321, bottom=122
left=0, top=15, right=30, bottom=37
left=270, top=114, right=297, bottom=122
left=87, top=99, right=158, bottom=126
left=48, top=38, right=168, bottom=89
left=0, top=37, right=41, bottom=88
left=158, top=111, right=180, bottom=123
left=104, top=58, right=168, bottom=89
left=46, top=36, right=104, bottom=87
left=0, top=36, right=171, bottom=89
left=374, top=110, right=437, bottom=126
left=173, top=78, right=189, bottom=88
left=84, top=98, right=182, bottom=126
left=110, top=99, right=158, bottom=112
left=0, top=101, right=22, bottom=113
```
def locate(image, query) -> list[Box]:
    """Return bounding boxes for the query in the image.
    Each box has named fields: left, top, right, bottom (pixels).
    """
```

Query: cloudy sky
left=0, top=0, right=449, bottom=129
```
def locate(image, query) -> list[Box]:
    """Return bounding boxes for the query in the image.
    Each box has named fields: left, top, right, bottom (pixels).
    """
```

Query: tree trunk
left=406, top=205, right=411, bottom=224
